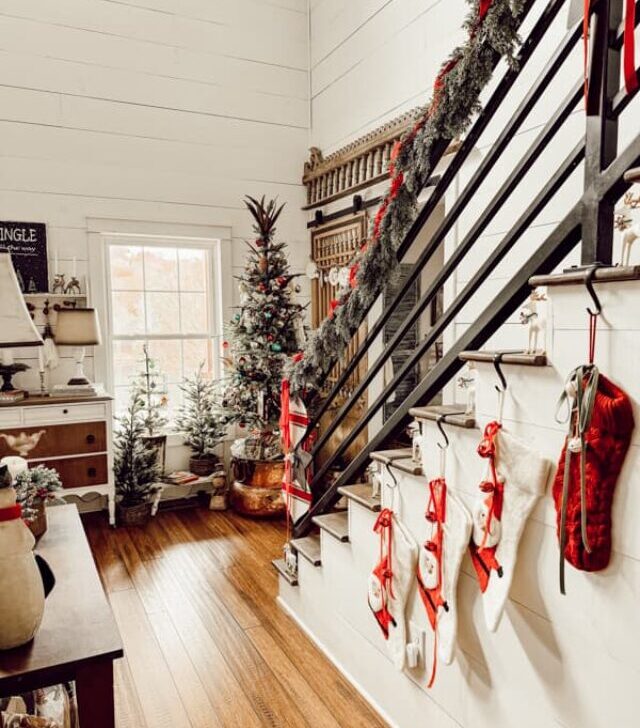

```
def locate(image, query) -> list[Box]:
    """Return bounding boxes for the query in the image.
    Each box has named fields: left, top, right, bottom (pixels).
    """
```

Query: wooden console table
left=0, top=505, right=123, bottom=727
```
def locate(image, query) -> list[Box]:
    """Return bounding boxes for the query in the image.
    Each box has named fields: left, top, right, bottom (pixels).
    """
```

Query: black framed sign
left=0, top=221, right=48, bottom=293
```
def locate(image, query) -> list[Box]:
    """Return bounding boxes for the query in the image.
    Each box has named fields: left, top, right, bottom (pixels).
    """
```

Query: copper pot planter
left=230, top=458, right=285, bottom=518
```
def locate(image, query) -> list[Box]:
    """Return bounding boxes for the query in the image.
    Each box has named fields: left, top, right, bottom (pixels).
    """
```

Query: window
left=105, top=238, right=218, bottom=421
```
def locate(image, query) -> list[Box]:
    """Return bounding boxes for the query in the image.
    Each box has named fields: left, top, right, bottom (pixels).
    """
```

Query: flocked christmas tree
left=113, top=388, right=160, bottom=507
left=222, top=196, right=306, bottom=432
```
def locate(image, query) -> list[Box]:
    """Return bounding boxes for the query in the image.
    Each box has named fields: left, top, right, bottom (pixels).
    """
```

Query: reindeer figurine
left=407, top=421, right=422, bottom=464
left=456, top=363, right=477, bottom=417
left=615, top=207, right=640, bottom=267
left=367, top=462, right=382, bottom=499
left=519, top=289, right=547, bottom=355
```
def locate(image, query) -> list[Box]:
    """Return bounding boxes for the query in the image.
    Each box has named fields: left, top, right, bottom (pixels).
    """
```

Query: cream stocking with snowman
left=469, top=421, right=550, bottom=631
left=416, top=431, right=472, bottom=687
left=368, top=470, right=418, bottom=671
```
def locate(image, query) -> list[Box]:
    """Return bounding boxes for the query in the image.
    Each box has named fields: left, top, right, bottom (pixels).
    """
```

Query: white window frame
left=87, top=220, right=232, bottom=412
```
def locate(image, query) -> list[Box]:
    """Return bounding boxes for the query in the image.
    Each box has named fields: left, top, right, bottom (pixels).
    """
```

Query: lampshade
left=0, top=252, right=44, bottom=349
left=55, top=308, right=102, bottom=346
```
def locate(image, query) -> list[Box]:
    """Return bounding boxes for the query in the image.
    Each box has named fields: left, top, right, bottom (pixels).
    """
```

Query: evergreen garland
left=288, top=0, right=526, bottom=397
left=222, top=196, right=306, bottom=430
left=113, top=388, right=160, bottom=506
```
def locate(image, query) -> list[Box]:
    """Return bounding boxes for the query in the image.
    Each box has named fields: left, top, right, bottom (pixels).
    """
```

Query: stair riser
left=353, top=469, right=640, bottom=675
left=471, top=333, right=640, bottom=448
left=418, top=417, right=640, bottom=563
left=342, top=474, right=640, bottom=727
left=280, top=540, right=461, bottom=728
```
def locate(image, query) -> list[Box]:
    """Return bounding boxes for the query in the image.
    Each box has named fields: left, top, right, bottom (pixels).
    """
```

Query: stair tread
left=272, top=558, right=298, bottom=586
left=391, top=457, right=423, bottom=476
left=290, top=535, right=322, bottom=566
left=337, top=483, right=381, bottom=512
left=410, top=404, right=477, bottom=429
left=312, top=511, right=350, bottom=542
left=530, top=264, right=640, bottom=287
left=459, top=349, right=547, bottom=366
left=370, top=448, right=413, bottom=465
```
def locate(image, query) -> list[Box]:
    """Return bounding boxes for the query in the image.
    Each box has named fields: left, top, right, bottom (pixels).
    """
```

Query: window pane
left=146, top=292, right=179, bottom=335
left=180, top=293, right=208, bottom=334
left=166, top=383, right=182, bottom=421
left=110, top=246, right=143, bottom=290
left=182, top=339, right=211, bottom=378
left=144, top=246, right=178, bottom=291
left=179, top=249, right=207, bottom=291
left=114, top=386, right=131, bottom=417
left=112, top=339, right=146, bottom=386
left=112, top=291, right=146, bottom=335
left=147, top=339, right=182, bottom=382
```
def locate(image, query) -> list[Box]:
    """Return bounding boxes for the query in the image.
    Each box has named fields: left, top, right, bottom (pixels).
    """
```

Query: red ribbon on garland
left=584, top=0, right=638, bottom=104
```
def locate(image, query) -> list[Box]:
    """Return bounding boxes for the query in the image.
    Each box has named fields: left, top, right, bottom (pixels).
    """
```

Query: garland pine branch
left=288, top=0, right=526, bottom=397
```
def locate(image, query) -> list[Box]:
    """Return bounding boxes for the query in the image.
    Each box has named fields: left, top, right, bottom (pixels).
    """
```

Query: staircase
left=277, top=271, right=640, bottom=728
left=275, top=1, right=640, bottom=726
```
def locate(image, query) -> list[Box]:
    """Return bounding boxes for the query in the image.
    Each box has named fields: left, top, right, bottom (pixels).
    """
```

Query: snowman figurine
left=0, top=458, right=55, bottom=650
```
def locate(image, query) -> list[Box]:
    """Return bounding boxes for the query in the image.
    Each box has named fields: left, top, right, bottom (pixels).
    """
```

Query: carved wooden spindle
left=374, top=146, right=383, bottom=175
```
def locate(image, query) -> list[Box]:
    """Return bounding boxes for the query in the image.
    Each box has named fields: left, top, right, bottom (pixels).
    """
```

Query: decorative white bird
left=0, top=430, right=46, bottom=458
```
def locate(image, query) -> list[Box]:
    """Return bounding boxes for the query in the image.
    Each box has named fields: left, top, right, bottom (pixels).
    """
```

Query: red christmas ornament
left=349, top=262, right=360, bottom=289
left=328, top=299, right=340, bottom=319
left=223, top=341, right=229, bottom=349
left=276, top=276, right=287, bottom=287
left=292, top=352, right=304, bottom=363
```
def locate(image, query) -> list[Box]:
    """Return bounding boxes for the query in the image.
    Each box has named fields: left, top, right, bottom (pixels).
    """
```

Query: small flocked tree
left=176, top=363, right=227, bottom=462
left=221, top=196, right=305, bottom=431
left=130, top=345, right=168, bottom=437
left=113, top=388, right=160, bottom=507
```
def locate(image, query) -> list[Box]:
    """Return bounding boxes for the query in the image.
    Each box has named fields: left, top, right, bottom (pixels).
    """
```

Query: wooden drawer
left=0, top=421, right=107, bottom=460
left=33, top=454, right=109, bottom=489
left=0, top=409, right=22, bottom=428
left=23, top=403, right=107, bottom=426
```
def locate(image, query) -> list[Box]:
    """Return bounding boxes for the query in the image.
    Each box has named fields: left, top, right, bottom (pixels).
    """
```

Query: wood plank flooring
left=82, top=507, right=388, bottom=728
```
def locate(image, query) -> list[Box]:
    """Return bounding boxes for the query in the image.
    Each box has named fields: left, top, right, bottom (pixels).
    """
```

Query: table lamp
left=54, top=308, right=102, bottom=385
left=0, top=253, right=44, bottom=392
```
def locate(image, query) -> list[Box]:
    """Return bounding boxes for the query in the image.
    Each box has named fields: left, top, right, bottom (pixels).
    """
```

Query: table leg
left=76, top=659, right=115, bottom=728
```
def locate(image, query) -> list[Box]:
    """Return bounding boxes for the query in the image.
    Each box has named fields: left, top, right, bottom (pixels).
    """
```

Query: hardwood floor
left=82, top=507, right=388, bottom=728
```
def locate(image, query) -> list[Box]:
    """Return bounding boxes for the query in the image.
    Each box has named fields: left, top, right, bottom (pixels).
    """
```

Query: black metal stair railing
left=293, top=0, right=640, bottom=538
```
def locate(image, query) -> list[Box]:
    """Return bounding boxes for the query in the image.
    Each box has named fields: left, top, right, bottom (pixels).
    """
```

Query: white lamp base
left=67, top=346, right=90, bottom=386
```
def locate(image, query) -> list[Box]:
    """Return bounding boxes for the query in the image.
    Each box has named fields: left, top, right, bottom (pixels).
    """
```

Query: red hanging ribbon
left=588, top=311, right=598, bottom=364
left=624, top=0, right=639, bottom=93
left=583, top=0, right=591, bottom=104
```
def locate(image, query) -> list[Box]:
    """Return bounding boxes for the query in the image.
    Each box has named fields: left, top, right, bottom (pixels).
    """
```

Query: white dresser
left=0, top=395, right=115, bottom=524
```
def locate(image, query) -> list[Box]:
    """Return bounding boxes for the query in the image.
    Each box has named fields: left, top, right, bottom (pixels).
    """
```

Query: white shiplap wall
left=0, top=0, right=311, bottom=391
left=305, top=2, right=640, bottom=728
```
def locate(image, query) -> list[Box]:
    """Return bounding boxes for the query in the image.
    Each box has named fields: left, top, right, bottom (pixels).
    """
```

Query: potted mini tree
left=113, top=387, right=161, bottom=526
left=13, top=465, right=63, bottom=538
left=130, top=345, right=169, bottom=474
left=176, top=363, right=227, bottom=476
